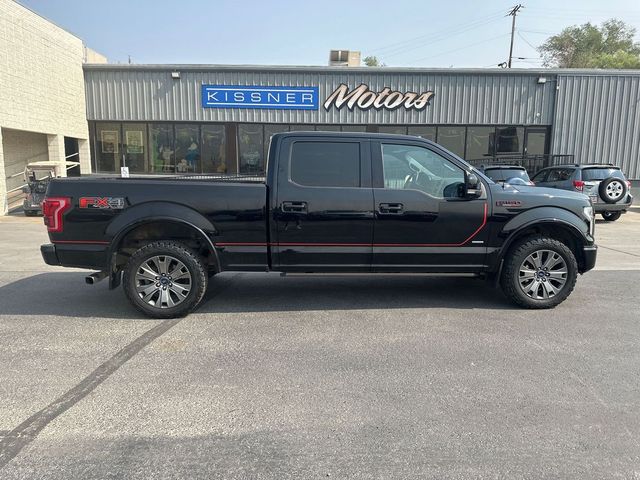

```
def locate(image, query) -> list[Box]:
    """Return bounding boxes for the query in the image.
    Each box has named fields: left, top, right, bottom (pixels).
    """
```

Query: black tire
left=500, top=236, right=578, bottom=309
left=23, top=210, right=39, bottom=217
left=123, top=241, right=208, bottom=318
left=598, top=177, right=627, bottom=204
left=601, top=211, right=622, bottom=222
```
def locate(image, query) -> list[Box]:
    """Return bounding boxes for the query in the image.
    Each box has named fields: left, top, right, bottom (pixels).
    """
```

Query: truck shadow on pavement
left=0, top=271, right=517, bottom=319
left=199, top=272, right=517, bottom=314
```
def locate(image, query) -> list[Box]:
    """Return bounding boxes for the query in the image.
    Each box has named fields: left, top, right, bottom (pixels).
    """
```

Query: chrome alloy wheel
left=518, top=249, right=568, bottom=300
left=605, top=180, right=624, bottom=201
left=135, top=255, right=192, bottom=308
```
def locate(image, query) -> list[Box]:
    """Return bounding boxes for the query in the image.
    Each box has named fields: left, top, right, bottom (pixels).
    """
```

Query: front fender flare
left=498, top=206, right=591, bottom=261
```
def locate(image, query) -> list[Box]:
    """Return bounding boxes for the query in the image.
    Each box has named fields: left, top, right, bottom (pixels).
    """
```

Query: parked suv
left=532, top=164, right=633, bottom=221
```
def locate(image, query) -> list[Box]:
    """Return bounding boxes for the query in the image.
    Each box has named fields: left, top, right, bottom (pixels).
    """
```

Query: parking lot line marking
left=0, top=272, right=242, bottom=470
left=0, top=317, right=183, bottom=469
left=598, top=245, right=640, bottom=258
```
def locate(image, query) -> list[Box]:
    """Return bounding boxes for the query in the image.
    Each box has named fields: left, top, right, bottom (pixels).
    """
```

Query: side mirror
left=465, top=173, right=482, bottom=198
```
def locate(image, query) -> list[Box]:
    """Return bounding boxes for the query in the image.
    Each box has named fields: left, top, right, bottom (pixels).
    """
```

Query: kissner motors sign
left=202, top=85, right=319, bottom=110
left=201, top=83, right=434, bottom=111
left=323, top=84, right=435, bottom=111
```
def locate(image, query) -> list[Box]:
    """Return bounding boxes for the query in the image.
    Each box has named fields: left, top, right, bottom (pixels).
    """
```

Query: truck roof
left=273, top=131, right=435, bottom=142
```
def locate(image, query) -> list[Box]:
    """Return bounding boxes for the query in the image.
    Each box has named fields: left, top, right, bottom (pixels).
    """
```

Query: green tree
left=363, top=56, right=386, bottom=67
left=539, top=19, right=640, bottom=68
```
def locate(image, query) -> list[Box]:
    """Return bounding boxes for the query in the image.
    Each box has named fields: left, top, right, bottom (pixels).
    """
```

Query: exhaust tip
left=85, top=271, right=108, bottom=285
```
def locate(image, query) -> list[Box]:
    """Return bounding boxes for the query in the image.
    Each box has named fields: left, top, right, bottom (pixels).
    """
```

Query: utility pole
left=507, top=4, right=523, bottom=68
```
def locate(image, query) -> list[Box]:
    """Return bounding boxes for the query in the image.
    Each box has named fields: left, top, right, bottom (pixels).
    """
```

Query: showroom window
left=264, top=124, right=290, bottom=163
left=122, top=123, right=147, bottom=173
left=378, top=126, right=408, bottom=135
left=407, top=126, right=436, bottom=141
left=437, top=126, right=466, bottom=158
left=175, top=124, right=200, bottom=173
left=94, top=122, right=121, bottom=172
left=149, top=124, right=175, bottom=173
left=238, top=124, right=264, bottom=174
left=465, top=126, right=494, bottom=161
left=202, top=125, right=227, bottom=174
left=340, top=125, right=367, bottom=132
left=290, top=124, right=316, bottom=132
left=495, top=126, right=524, bottom=155
left=290, top=141, right=360, bottom=187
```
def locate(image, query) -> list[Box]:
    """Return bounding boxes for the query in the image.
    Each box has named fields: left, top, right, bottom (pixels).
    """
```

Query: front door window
left=381, top=144, right=465, bottom=199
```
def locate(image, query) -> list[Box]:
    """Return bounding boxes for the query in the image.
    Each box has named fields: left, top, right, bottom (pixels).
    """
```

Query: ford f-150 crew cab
left=40, top=132, right=597, bottom=318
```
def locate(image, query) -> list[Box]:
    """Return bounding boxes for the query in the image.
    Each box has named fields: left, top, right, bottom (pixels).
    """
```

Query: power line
left=369, top=9, right=507, bottom=58
left=517, top=31, right=538, bottom=51
left=371, top=9, right=504, bottom=54
left=407, top=32, right=511, bottom=65
left=507, top=4, right=524, bottom=68
left=383, top=15, right=506, bottom=59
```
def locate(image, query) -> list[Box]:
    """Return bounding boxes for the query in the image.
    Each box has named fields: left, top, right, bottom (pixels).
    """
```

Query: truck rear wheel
left=123, top=241, right=208, bottom=318
left=500, top=236, right=578, bottom=309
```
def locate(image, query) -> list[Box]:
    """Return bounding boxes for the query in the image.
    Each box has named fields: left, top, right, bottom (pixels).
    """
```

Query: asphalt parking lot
left=0, top=207, right=639, bottom=479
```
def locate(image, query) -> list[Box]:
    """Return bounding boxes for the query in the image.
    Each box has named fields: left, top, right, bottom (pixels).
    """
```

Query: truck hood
left=490, top=183, right=591, bottom=210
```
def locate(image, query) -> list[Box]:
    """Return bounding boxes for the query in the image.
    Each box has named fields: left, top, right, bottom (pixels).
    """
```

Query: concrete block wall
left=0, top=0, right=95, bottom=213
left=0, top=0, right=89, bottom=139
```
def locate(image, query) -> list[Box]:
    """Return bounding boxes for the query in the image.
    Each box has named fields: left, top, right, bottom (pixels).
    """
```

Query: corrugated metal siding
left=552, top=74, right=640, bottom=179
left=84, top=68, right=555, bottom=126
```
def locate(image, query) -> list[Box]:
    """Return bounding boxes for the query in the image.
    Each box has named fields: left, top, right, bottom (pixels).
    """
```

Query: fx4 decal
left=79, top=197, right=126, bottom=209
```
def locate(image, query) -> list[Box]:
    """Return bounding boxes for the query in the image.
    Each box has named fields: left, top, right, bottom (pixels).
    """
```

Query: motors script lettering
left=323, top=84, right=435, bottom=111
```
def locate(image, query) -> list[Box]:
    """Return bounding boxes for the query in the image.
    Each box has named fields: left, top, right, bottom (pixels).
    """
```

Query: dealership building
left=2, top=0, right=640, bottom=214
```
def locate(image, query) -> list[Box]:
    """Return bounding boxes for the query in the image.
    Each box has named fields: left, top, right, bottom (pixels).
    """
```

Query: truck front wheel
left=500, top=236, right=578, bottom=309
left=123, top=241, right=208, bottom=318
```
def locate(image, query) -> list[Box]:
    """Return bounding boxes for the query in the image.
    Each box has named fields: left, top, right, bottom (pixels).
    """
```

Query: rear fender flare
left=106, top=202, right=220, bottom=271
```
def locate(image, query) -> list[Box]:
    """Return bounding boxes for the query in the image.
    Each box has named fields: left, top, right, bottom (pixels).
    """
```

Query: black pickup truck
left=41, top=132, right=597, bottom=318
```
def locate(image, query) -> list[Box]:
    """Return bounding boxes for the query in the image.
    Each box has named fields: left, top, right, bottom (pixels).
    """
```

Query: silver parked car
left=531, top=164, right=633, bottom=221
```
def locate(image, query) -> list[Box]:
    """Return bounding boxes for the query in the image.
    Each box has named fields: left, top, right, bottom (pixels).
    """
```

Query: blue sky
left=18, top=0, right=640, bottom=67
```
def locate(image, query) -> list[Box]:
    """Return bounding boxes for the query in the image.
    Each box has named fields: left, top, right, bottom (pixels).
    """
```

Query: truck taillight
left=573, top=180, right=585, bottom=192
left=42, top=197, right=71, bottom=233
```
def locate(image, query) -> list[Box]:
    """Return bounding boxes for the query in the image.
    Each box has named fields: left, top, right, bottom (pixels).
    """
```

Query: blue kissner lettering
left=202, top=85, right=319, bottom=110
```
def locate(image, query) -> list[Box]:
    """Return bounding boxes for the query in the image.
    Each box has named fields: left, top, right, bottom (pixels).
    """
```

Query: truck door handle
left=281, top=201, right=308, bottom=213
left=378, top=202, right=404, bottom=214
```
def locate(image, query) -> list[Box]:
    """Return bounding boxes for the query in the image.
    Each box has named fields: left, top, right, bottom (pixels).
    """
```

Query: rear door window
left=546, top=168, right=574, bottom=182
left=581, top=168, right=624, bottom=181
left=290, top=141, right=360, bottom=188
left=531, top=169, right=550, bottom=183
